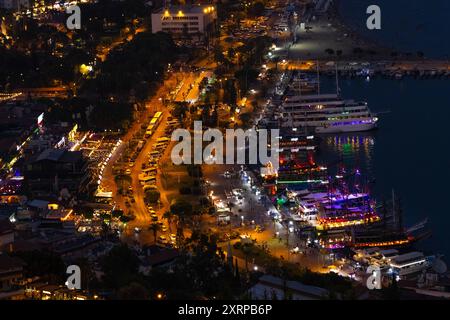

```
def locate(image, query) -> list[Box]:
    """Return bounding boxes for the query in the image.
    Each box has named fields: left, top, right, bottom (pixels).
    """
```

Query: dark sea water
left=338, top=0, right=450, bottom=58
left=317, top=1, right=450, bottom=259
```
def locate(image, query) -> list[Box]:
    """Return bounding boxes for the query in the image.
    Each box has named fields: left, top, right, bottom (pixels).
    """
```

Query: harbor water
left=318, top=76, right=450, bottom=260
left=337, top=0, right=450, bottom=59
left=296, top=0, right=450, bottom=259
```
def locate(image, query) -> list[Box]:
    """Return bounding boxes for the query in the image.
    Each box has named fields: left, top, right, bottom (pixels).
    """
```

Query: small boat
left=394, top=72, right=403, bottom=80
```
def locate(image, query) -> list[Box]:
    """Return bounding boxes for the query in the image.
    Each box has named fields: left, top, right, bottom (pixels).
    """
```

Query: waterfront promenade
left=272, top=0, right=450, bottom=76
left=284, top=59, right=450, bottom=74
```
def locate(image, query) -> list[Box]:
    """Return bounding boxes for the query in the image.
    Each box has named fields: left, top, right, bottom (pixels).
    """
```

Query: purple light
left=331, top=119, right=375, bottom=126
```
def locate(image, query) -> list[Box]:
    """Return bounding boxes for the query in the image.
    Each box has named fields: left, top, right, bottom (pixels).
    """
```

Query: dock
left=281, top=60, right=450, bottom=79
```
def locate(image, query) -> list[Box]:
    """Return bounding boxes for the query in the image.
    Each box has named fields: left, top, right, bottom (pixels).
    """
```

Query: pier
left=280, top=59, right=450, bottom=78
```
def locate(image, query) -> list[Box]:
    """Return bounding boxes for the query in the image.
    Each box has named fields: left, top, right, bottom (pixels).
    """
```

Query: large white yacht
left=279, top=94, right=378, bottom=133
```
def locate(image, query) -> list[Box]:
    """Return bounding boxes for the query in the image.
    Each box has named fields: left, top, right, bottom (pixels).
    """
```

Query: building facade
left=0, top=218, right=14, bottom=248
left=0, top=0, right=30, bottom=10
left=24, top=149, right=90, bottom=198
left=0, top=254, right=24, bottom=292
left=151, top=5, right=217, bottom=39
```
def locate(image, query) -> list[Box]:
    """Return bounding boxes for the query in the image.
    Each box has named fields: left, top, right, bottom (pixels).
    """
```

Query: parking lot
left=120, top=111, right=181, bottom=247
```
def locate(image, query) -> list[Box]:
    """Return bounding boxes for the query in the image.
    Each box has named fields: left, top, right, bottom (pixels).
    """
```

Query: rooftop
left=27, top=199, right=50, bottom=209
left=154, top=4, right=215, bottom=15
left=3, top=239, right=44, bottom=253
left=142, top=245, right=180, bottom=267
left=33, top=148, right=83, bottom=163
left=249, top=275, right=330, bottom=300
left=0, top=218, right=14, bottom=235
left=0, top=254, right=25, bottom=272
left=392, top=251, right=425, bottom=264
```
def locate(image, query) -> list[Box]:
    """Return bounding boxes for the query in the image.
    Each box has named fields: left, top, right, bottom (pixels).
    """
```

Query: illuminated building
left=151, top=5, right=217, bottom=40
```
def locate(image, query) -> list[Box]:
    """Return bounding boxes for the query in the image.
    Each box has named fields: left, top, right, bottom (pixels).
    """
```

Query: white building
left=151, top=5, right=217, bottom=39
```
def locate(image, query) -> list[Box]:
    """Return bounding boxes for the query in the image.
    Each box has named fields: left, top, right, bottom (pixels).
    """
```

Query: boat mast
left=304, top=110, right=307, bottom=135
left=335, top=62, right=339, bottom=95
left=397, top=196, right=403, bottom=232
left=316, top=60, right=320, bottom=95
left=298, top=68, right=306, bottom=134
left=298, top=69, right=302, bottom=96
left=392, top=189, right=396, bottom=227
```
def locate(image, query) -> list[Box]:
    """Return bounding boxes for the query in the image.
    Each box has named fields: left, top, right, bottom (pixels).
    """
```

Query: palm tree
left=148, top=223, right=161, bottom=243
left=170, top=199, right=193, bottom=231
left=163, top=211, right=175, bottom=233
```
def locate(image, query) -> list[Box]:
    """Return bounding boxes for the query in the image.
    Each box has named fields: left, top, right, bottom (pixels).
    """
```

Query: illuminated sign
left=68, top=124, right=78, bottom=142
left=56, top=136, right=66, bottom=148
left=37, top=113, right=44, bottom=126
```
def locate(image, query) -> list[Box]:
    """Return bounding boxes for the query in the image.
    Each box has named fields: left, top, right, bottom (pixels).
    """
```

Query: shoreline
left=276, top=0, right=450, bottom=75
left=282, top=0, right=449, bottom=65
left=329, top=0, right=395, bottom=55
left=324, top=0, right=448, bottom=61
left=268, top=2, right=447, bottom=265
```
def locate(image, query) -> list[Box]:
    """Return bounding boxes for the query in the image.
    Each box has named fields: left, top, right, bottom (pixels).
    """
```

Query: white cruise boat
left=279, top=94, right=378, bottom=134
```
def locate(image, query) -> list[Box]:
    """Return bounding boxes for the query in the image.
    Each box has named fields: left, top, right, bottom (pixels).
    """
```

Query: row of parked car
left=145, top=203, right=177, bottom=247
left=135, top=116, right=183, bottom=247
left=139, top=116, right=181, bottom=189
left=139, top=137, right=171, bottom=182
